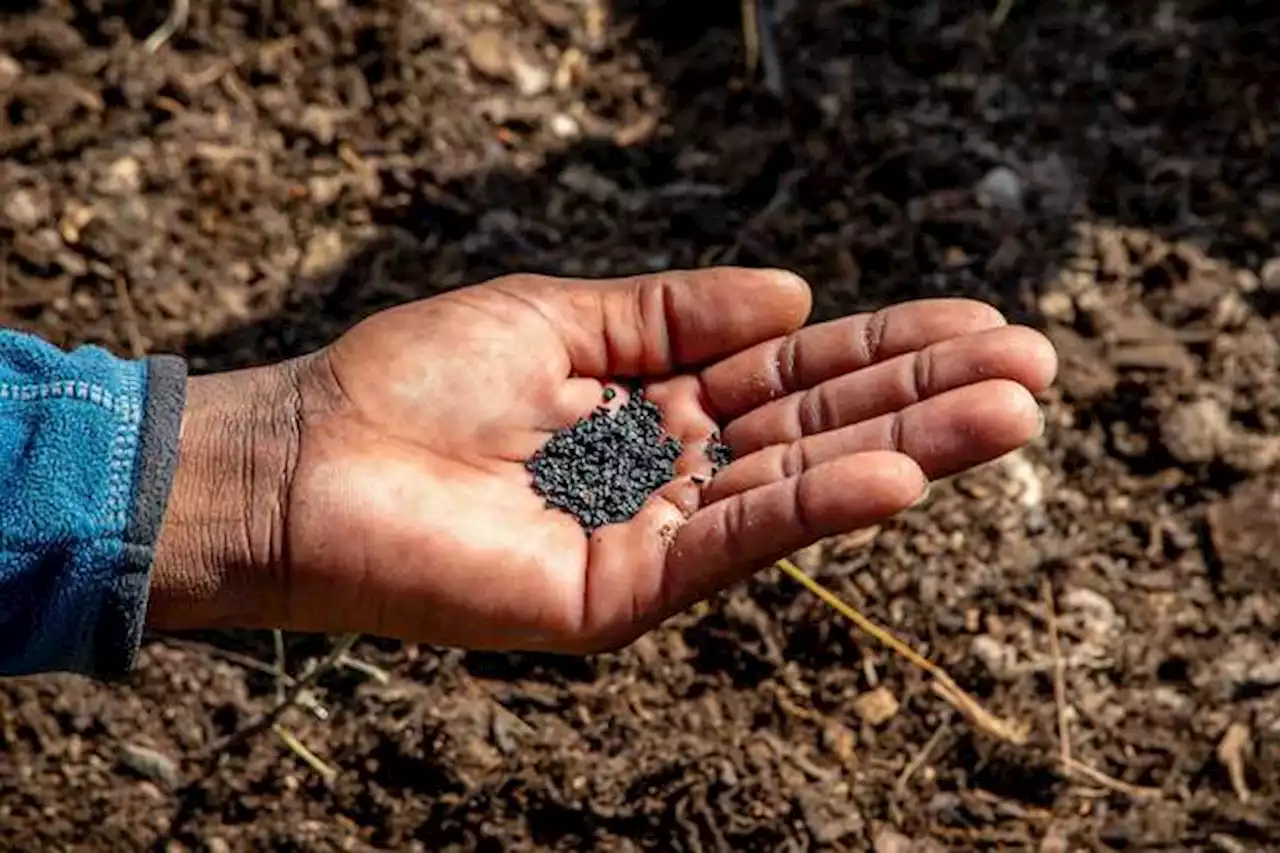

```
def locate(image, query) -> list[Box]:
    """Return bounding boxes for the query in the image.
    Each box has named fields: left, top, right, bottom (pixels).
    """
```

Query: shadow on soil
left=152, top=0, right=1277, bottom=667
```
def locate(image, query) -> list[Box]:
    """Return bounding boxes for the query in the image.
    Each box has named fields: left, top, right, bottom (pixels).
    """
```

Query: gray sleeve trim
left=91, top=354, right=188, bottom=680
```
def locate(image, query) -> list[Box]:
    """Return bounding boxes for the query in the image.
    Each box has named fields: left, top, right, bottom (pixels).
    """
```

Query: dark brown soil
left=2, top=1, right=1278, bottom=850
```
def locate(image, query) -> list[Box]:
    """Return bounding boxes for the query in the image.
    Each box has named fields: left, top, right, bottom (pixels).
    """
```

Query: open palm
left=275, top=268, right=1056, bottom=653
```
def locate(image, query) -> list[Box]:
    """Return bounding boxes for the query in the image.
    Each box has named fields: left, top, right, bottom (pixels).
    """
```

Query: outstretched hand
left=150, top=269, right=1056, bottom=653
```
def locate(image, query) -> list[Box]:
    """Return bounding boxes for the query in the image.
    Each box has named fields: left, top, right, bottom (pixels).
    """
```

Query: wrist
left=147, top=360, right=303, bottom=632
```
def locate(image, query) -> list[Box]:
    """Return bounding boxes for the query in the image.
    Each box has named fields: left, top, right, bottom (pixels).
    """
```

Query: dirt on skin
left=1, top=0, right=1278, bottom=850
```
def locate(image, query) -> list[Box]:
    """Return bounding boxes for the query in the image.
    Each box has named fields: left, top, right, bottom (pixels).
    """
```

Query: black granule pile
left=527, top=390, right=683, bottom=533
left=706, top=432, right=735, bottom=472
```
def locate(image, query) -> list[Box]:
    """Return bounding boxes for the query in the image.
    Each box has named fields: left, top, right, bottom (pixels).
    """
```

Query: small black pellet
left=526, top=390, right=683, bottom=534
left=602, top=387, right=617, bottom=402
left=706, top=432, right=735, bottom=472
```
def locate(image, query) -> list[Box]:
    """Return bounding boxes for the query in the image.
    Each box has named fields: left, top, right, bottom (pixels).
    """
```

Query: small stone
left=54, top=247, right=87, bottom=277
left=13, top=227, right=63, bottom=267
left=1260, top=258, right=1280, bottom=293
left=549, top=113, right=580, bottom=139
left=0, top=53, right=21, bottom=90
left=1037, top=290, right=1075, bottom=323
left=1246, top=657, right=1280, bottom=687
left=1146, top=686, right=1195, bottom=715
left=97, top=157, right=141, bottom=196
left=797, top=786, right=864, bottom=844
left=971, top=635, right=1017, bottom=680
left=465, top=29, right=512, bottom=80
left=118, top=743, right=181, bottom=790
left=511, top=56, right=551, bottom=97
left=1060, top=587, right=1117, bottom=626
left=299, top=228, right=346, bottom=278
left=1159, top=398, right=1230, bottom=464
left=308, top=174, right=346, bottom=206
left=297, top=105, right=345, bottom=145
left=852, top=686, right=899, bottom=726
left=1235, top=269, right=1261, bottom=294
left=1, top=187, right=51, bottom=230
left=203, top=839, right=232, bottom=853
left=821, top=719, right=856, bottom=764
left=1221, top=432, right=1280, bottom=474
left=976, top=165, right=1024, bottom=213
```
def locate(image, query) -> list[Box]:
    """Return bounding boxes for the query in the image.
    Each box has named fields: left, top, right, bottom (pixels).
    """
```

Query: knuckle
left=779, top=442, right=808, bottom=480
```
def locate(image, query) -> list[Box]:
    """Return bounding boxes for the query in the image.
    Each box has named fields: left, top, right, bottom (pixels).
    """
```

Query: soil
left=1, top=0, right=1278, bottom=850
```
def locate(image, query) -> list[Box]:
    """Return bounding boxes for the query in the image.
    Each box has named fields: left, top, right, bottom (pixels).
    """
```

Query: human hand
left=149, top=268, right=1056, bottom=653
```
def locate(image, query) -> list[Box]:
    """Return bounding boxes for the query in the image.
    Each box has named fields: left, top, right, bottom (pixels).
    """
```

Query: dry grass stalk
left=774, top=557, right=1029, bottom=745
left=894, top=718, right=951, bottom=799
left=143, top=0, right=190, bottom=54
left=776, top=557, right=1168, bottom=800
left=990, top=0, right=1017, bottom=29
left=741, top=0, right=760, bottom=75
left=112, top=275, right=144, bottom=358
left=1043, top=580, right=1071, bottom=767
left=201, top=633, right=361, bottom=765
left=272, top=723, right=338, bottom=783
left=1039, top=581, right=1164, bottom=799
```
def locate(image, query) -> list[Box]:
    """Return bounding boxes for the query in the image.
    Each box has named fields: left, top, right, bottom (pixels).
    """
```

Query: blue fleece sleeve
left=0, top=329, right=187, bottom=679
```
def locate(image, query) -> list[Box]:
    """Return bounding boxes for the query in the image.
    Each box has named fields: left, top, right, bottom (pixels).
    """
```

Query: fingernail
left=1035, top=405, right=1047, bottom=437
left=910, top=483, right=932, bottom=509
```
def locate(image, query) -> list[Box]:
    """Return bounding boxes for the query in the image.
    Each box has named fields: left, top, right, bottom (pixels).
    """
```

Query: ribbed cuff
left=92, top=354, right=188, bottom=680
